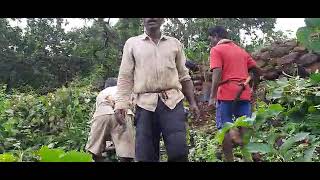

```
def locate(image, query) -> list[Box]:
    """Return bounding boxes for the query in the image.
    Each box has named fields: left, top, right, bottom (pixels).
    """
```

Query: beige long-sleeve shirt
left=115, top=33, right=191, bottom=112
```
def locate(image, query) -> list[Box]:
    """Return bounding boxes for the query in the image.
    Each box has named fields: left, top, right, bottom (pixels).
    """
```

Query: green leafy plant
left=297, top=18, right=320, bottom=53
left=37, top=146, right=92, bottom=162
left=189, top=130, right=220, bottom=162
left=0, top=153, right=17, bottom=162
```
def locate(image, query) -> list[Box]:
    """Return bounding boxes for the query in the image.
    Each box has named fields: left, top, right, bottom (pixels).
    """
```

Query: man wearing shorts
left=86, top=78, right=135, bottom=162
left=208, top=26, right=259, bottom=161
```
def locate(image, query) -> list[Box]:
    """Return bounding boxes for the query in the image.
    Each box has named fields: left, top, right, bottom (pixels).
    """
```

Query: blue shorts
left=216, top=100, right=252, bottom=130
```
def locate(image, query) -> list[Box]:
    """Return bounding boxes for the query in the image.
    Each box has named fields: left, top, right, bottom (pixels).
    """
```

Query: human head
left=185, top=60, right=199, bottom=72
left=143, top=18, right=165, bottom=32
left=208, top=26, right=229, bottom=47
left=104, top=77, right=117, bottom=89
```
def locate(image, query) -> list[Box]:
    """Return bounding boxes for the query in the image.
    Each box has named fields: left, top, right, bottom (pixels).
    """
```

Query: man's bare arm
left=181, top=80, right=197, bottom=106
left=175, top=40, right=200, bottom=120
left=114, top=39, right=135, bottom=125
left=210, top=68, right=222, bottom=101
left=181, top=79, right=200, bottom=120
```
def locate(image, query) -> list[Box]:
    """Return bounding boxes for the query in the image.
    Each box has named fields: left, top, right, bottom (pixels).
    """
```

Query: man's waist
left=219, top=78, right=247, bottom=86
left=136, top=88, right=179, bottom=94
left=94, top=106, right=134, bottom=115
left=217, top=86, right=252, bottom=99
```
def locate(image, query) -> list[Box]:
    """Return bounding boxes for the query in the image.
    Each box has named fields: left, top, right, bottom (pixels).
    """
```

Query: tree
left=163, top=18, right=277, bottom=47
left=114, top=18, right=143, bottom=51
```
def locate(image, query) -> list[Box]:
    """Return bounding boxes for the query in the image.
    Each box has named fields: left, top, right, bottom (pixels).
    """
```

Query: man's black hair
left=208, top=26, right=228, bottom=39
left=104, top=77, right=117, bottom=88
left=185, top=60, right=199, bottom=71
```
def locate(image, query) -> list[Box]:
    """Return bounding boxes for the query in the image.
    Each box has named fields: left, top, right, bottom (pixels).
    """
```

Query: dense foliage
left=3, top=18, right=315, bottom=162
left=188, top=74, right=320, bottom=162
left=297, top=18, right=320, bottom=53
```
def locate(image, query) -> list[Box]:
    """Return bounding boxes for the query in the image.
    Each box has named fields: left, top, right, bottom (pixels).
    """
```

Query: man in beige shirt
left=85, top=78, right=135, bottom=162
left=115, top=18, right=200, bottom=162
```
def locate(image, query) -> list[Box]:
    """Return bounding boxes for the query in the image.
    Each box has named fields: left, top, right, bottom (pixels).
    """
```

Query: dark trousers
left=135, top=99, right=188, bottom=162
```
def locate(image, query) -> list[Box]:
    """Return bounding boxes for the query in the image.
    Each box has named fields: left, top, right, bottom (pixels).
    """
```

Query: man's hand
left=208, top=97, right=216, bottom=110
left=114, top=109, right=126, bottom=126
left=208, top=68, right=222, bottom=111
left=189, top=103, right=200, bottom=121
left=181, top=80, right=200, bottom=121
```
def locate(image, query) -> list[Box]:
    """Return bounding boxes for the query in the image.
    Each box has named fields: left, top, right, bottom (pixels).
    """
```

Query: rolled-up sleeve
left=115, top=39, right=135, bottom=110
left=176, top=41, right=191, bottom=82
left=210, top=48, right=223, bottom=70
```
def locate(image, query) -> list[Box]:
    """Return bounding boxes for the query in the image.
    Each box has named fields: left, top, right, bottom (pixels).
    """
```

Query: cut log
left=251, top=52, right=261, bottom=60
left=276, top=52, right=300, bottom=65
left=256, top=59, right=267, bottom=68
left=269, top=58, right=278, bottom=66
left=260, top=51, right=271, bottom=61
left=292, top=46, right=307, bottom=53
left=262, top=65, right=275, bottom=72
left=263, top=70, right=280, bottom=80
left=260, top=47, right=270, bottom=53
left=296, top=53, right=319, bottom=66
left=284, top=40, right=297, bottom=49
left=305, top=62, right=320, bottom=73
left=270, top=46, right=292, bottom=58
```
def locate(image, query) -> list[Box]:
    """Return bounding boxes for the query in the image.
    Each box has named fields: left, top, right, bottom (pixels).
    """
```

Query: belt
left=160, top=91, right=169, bottom=100
left=218, top=76, right=251, bottom=102
left=138, top=89, right=173, bottom=101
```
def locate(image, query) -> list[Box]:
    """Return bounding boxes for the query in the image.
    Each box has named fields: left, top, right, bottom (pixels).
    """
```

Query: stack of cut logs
left=252, top=40, right=320, bottom=80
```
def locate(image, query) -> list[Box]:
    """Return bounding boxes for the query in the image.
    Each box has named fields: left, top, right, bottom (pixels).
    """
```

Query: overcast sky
left=62, top=18, right=305, bottom=34
left=8, top=18, right=305, bottom=43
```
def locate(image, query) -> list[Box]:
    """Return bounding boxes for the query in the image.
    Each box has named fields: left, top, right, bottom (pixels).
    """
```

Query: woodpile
left=252, top=40, right=320, bottom=80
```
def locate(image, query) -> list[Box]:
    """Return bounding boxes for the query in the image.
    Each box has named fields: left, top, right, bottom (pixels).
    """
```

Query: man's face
left=208, top=35, right=219, bottom=47
left=143, top=18, right=164, bottom=31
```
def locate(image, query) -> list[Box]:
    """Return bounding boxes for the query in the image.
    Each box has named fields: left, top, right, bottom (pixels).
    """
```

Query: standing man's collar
left=217, top=39, right=233, bottom=45
left=140, top=32, right=168, bottom=41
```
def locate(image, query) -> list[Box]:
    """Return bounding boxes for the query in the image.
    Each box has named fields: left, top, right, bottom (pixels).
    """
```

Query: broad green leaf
left=0, top=153, right=17, bottom=162
left=215, top=122, right=234, bottom=145
left=240, top=147, right=253, bottom=162
left=268, top=104, right=284, bottom=117
left=38, top=146, right=65, bottom=162
left=242, top=129, right=253, bottom=145
left=297, top=27, right=311, bottom=47
left=309, top=38, right=320, bottom=53
left=297, top=146, right=316, bottom=162
left=59, top=151, right=92, bottom=162
left=245, top=143, right=272, bottom=154
left=268, top=104, right=284, bottom=113
left=280, top=132, right=310, bottom=154
left=234, top=116, right=254, bottom=128
left=297, top=25, right=320, bottom=53
left=276, top=77, right=289, bottom=86
left=283, top=149, right=295, bottom=162
left=269, top=88, right=283, bottom=100
left=254, top=111, right=269, bottom=128
left=267, top=132, right=281, bottom=146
